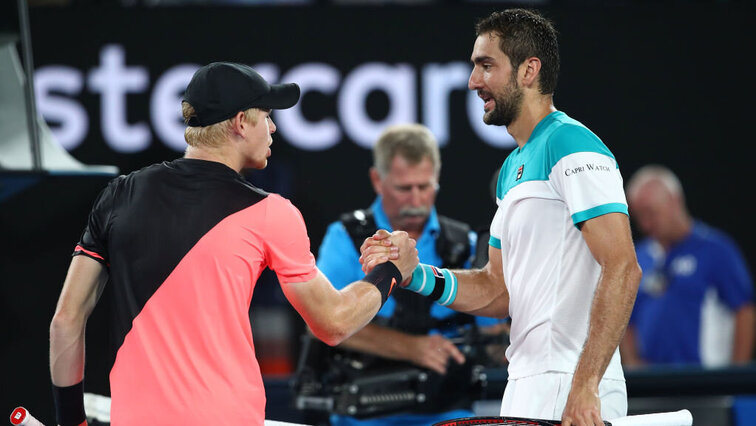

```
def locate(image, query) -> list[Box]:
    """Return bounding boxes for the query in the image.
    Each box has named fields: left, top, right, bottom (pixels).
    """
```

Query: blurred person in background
left=621, top=164, right=755, bottom=367
left=314, top=123, right=506, bottom=426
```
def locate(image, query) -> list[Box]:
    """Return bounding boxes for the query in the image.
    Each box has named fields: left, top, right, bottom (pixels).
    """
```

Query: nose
left=269, top=117, right=277, bottom=134
left=409, top=186, right=423, bottom=206
left=468, top=67, right=481, bottom=90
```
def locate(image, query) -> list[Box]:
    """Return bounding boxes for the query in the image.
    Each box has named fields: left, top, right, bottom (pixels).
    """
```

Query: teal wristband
left=437, top=267, right=458, bottom=306
left=405, top=264, right=434, bottom=296
left=405, top=263, right=458, bottom=306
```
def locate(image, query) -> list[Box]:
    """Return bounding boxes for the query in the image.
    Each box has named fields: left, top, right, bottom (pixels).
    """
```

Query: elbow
left=308, top=312, right=353, bottom=347
left=50, top=309, right=86, bottom=339
left=618, top=259, right=642, bottom=307
left=628, top=261, right=642, bottom=293
left=320, top=332, right=348, bottom=347
left=312, top=325, right=349, bottom=347
left=611, top=253, right=641, bottom=290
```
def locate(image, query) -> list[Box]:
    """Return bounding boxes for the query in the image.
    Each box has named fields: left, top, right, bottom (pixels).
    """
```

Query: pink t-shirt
left=74, top=159, right=317, bottom=425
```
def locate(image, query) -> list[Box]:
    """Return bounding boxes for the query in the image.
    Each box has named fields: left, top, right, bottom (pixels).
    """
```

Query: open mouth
left=479, top=91, right=494, bottom=111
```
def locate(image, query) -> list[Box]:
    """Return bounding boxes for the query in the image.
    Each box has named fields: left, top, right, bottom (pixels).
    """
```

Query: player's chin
left=249, top=159, right=268, bottom=170
left=482, top=111, right=498, bottom=125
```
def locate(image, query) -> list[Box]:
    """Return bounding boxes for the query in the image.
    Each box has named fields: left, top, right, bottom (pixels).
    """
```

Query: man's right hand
left=561, top=380, right=603, bottom=426
left=408, top=334, right=466, bottom=374
left=359, top=229, right=418, bottom=282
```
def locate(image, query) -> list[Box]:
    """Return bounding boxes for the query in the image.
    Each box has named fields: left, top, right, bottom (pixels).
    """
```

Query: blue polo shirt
left=318, top=196, right=492, bottom=323
left=630, top=221, right=754, bottom=365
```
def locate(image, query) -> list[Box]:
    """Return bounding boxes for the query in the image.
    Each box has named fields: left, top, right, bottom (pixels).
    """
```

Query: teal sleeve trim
left=571, top=203, right=628, bottom=226
left=488, top=235, right=502, bottom=249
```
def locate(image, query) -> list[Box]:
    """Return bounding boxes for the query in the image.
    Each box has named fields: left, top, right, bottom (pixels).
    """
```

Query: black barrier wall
left=23, top=5, right=756, bottom=253
left=2, top=3, right=756, bottom=423
left=23, top=4, right=756, bottom=259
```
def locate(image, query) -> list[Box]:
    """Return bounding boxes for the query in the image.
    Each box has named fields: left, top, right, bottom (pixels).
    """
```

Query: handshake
left=359, top=229, right=460, bottom=309
left=358, top=229, right=419, bottom=284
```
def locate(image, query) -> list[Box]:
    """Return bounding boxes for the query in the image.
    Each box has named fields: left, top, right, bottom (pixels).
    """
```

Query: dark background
left=2, top=2, right=756, bottom=424
left=22, top=4, right=756, bottom=253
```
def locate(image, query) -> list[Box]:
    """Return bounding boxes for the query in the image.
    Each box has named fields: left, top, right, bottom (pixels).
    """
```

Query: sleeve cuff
left=72, top=245, right=108, bottom=266
left=571, top=203, right=628, bottom=227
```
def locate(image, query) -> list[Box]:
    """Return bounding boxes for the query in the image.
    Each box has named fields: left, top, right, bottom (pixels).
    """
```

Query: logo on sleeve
left=564, top=162, right=613, bottom=177
left=516, top=164, right=524, bottom=181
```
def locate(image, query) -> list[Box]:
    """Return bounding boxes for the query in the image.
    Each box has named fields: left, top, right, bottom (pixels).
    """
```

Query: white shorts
left=500, top=372, right=627, bottom=421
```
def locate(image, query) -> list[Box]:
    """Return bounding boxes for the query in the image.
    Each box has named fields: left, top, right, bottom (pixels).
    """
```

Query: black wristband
left=363, top=262, right=403, bottom=307
left=428, top=267, right=447, bottom=302
left=52, top=381, right=86, bottom=426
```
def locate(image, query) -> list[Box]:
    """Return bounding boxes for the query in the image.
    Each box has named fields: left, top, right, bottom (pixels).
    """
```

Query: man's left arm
left=711, top=238, right=756, bottom=364
left=733, top=303, right=756, bottom=363
left=561, top=212, right=641, bottom=426
left=50, top=255, right=108, bottom=426
left=50, top=256, right=108, bottom=385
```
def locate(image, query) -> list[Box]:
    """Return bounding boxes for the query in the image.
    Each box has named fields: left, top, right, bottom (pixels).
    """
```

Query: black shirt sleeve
left=73, top=177, right=122, bottom=265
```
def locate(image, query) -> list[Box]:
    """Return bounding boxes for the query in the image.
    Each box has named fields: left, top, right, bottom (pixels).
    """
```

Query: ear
left=369, top=167, right=383, bottom=196
left=521, top=57, right=542, bottom=88
left=230, top=111, right=247, bottom=136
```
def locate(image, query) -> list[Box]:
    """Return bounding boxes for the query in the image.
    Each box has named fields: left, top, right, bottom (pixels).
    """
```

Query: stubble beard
left=483, top=78, right=524, bottom=127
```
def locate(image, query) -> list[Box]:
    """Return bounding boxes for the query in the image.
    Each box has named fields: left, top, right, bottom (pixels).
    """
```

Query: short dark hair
left=475, top=9, right=560, bottom=95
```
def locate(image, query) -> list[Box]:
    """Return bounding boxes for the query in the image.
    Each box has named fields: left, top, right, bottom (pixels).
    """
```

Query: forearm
left=573, top=262, right=640, bottom=387
left=338, top=323, right=416, bottom=361
left=398, top=262, right=507, bottom=317
left=448, top=266, right=509, bottom=317
left=49, top=313, right=87, bottom=387
left=313, top=280, right=383, bottom=346
left=732, top=304, right=756, bottom=363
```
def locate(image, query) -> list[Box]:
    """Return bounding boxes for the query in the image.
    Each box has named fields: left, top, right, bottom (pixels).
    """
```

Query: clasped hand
left=358, top=229, right=418, bottom=282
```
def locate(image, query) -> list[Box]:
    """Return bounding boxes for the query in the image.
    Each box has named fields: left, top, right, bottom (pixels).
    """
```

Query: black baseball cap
left=183, top=62, right=300, bottom=127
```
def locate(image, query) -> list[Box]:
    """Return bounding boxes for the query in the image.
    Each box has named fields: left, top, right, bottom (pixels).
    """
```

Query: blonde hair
left=182, top=102, right=261, bottom=148
left=373, top=124, right=441, bottom=177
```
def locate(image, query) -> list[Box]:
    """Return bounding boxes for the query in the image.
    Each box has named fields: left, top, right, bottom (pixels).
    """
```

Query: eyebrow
left=471, top=55, right=495, bottom=65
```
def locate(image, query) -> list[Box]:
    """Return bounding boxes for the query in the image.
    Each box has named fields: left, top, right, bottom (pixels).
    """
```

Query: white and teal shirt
left=490, top=111, right=628, bottom=381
